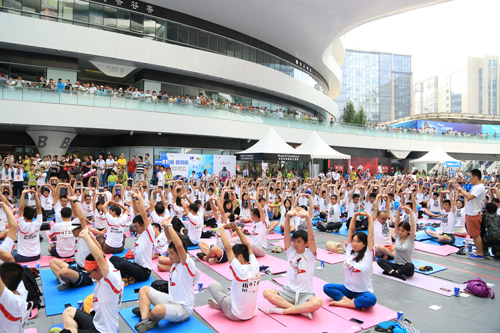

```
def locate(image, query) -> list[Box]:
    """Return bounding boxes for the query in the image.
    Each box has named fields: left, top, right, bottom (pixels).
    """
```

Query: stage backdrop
left=156, top=153, right=235, bottom=179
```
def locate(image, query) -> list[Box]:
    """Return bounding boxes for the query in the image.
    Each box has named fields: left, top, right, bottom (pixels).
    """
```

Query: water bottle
left=36, top=260, right=40, bottom=269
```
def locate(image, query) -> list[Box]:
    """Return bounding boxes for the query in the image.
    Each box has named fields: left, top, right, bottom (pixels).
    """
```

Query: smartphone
left=60, top=187, right=68, bottom=197
left=116, top=189, right=121, bottom=195
left=98, top=194, right=105, bottom=202
left=91, top=178, right=96, bottom=187
left=127, top=179, right=133, bottom=187
left=350, top=318, right=364, bottom=324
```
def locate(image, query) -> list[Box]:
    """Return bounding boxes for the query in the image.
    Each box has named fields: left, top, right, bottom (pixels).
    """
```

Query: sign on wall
left=155, top=153, right=236, bottom=179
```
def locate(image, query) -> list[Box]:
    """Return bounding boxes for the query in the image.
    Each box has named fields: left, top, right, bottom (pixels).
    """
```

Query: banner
left=155, top=153, right=235, bottom=180
left=156, top=153, right=190, bottom=178
left=444, top=161, right=462, bottom=168
left=188, top=154, right=214, bottom=178
left=417, top=120, right=481, bottom=134
left=481, top=124, right=500, bottom=136
left=214, top=155, right=236, bottom=182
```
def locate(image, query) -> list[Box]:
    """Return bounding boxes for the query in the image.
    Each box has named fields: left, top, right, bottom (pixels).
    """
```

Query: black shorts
left=70, top=266, right=93, bottom=288
left=209, top=244, right=228, bottom=263
left=73, top=309, right=98, bottom=332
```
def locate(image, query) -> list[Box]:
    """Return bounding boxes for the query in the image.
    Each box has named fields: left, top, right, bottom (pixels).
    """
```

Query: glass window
left=263, top=52, right=269, bottom=67
left=208, top=34, right=217, bottom=52
left=199, top=30, right=208, bottom=49
left=226, top=39, right=234, bottom=56
left=234, top=42, right=242, bottom=59
left=155, top=19, right=166, bottom=40
left=143, top=17, right=155, bottom=36
left=242, top=45, right=249, bottom=61
left=58, top=0, right=73, bottom=21
left=89, top=3, right=103, bottom=26
left=116, top=8, right=129, bottom=30
left=41, top=0, right=58, bottom=18
left=188, top=27, right=199, bottom=47
left=256, top=50, right=264, bottom=64
left=130, top=12, right=143, bottom=33
left=4, top=0, right=22, bottom=10
left=178, top=24, right=188, bottom=44
left=166, top=21, right=178, bottom=41
left=249, top=47, right=256, bottom=62
left=103, top=6, right=116, bottom=28
left=73, top=0, right=88, bottom=23
left=217, top=36, right=226, bottom=54
left=161, top=83, right=183, bottom=96
left=23, top=0, right=40, bottom=16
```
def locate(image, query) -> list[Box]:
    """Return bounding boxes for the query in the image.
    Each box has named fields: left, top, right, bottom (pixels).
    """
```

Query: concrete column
left=27, top=130, right=76, bottom=156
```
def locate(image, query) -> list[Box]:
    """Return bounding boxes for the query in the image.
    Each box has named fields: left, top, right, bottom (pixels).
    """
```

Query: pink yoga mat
left=45, top=231, right=55, bottom=244
left=271, top=241, right=345, bottom=265
left=21, top=256, right=54, bottom=268
left=257, top=280, right=362, bottom=332
left=414, top=241, right=457, bottom=255
left=151, top=259, right=214, bottom=290
left=372, top=263, right=464, bottom=296
left=272, top=276, right=395, bottom=329
left=188, top=250, right=288, bottom=280
left=195, top=305, right=286, bottom=333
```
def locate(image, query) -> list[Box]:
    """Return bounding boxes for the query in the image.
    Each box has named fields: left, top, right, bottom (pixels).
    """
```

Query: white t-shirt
left=172, top=204, right=184, bottom=219
left=252, top=220, right=268, bottom=249
left=0, top=202, right=13, bottom=232
left=364, top=201, right=375, bottom=216
left=455, top=208, right=465, bottom=229
left=0, top=237, right=15, bottom=262
left=93, top=262, right=124, bottom=333
left=13, top=169, right=23, bottom=182
left=2, top=168, right=11, bottom=181
left=133, top=225, right=154, bottom=270
left=105, top=158, right=115, bottom=170
left=104, top=212, right=127, bottom=248
left=17, top=214, right=43, bottom=257
left=440, top=209, right=456, bottom=234
left=347, top=201, right=361, bottom=219
left=229, top=255, right=260, bottom=320
left=186, top=212, right=203, bottom=245
left=465, top=184, right=486, bottom=216
left=154, top=232, right=169, bottom=255
left=429, top=198, right=440, bottom=213
left=343, top=244, right=374, bottom=293
left=239, top=205, right=251, bottom=219
left=80, top=202, right=93, bottom=217
left=285, top=247, right=316, bottom=293
left=169, top=258, right=199, bottom=313
left=54, top=200, right=71, bottom=223
left=216, top=218, right=232, bottom=249
left=151, top=211, right=169, bottom=225
left=327, top=203, right=341, bottom=223
left=74, top=237, right=91, bottom=268
left=40, top=195, right=53, bottom=211
left=374, top=219, right=392, bottom=247
left=94, top=210, right=107, bottom=229
left=49, top=220, right=77, bottom=257
left=0, top=287, right=26, bottom=332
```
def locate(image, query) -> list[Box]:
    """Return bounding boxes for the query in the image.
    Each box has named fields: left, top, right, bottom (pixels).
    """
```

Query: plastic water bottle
left=36, top=260, right=40, bottom=269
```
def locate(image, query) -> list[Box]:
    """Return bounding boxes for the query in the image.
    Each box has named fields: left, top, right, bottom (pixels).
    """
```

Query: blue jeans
left=128, top=172, right=135, bottom=181
left=12, top=250, right=40, bottom=263
left=323, top=283, right=377, bottom=309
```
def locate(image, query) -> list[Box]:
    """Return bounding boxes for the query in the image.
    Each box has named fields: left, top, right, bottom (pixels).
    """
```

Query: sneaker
left=468, top=254, right=485, bottom=259
left=132, top=306, right=141, bottom=316
left=196, top=252, right=205, bottom=260
left=57, top=282, right=69, bottom=291
left=208, top=298, right=220, bottom=310
left=135, top=318, right=158, bottom=333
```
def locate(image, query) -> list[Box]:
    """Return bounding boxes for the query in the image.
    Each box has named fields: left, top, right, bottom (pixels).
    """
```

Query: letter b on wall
left=27, top=130, right=76, bottom=156
left=38, top=136, right=48, bottom=148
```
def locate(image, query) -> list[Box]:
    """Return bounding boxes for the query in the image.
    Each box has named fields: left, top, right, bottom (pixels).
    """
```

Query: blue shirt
left=56, top=82, right=65, bottom=92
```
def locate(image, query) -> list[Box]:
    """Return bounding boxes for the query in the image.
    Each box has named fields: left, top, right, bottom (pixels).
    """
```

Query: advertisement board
left=155, top=153, right=235, bottom=179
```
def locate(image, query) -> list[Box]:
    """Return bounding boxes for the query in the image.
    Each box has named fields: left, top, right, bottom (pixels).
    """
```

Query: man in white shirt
left=95, top=154, right=106, bottom=185
left=105, top=153, right=115, bottom=186
left=48, top=206, right=77, bottom=258
left=109, top=193, right=153, bottom=283
left=38, top=186, right=54, bottom=222
left=0, top=262, right=27, bottom=332
left=61, top=227, right=124, bottom=333
left=207, top=221, right=260, bottom=321
left=372, top=194, right=394, bottom=258
left=0, top=202, right=18, bottom=263
left=134, top=217, right=199, bottom=332
left=14, top=189, right=43, bottom=262
left=263, top=207, right=323, bottom=319
left=460, top=169, right=487, bottom=259
left=95, top=201, right=128, bottom=254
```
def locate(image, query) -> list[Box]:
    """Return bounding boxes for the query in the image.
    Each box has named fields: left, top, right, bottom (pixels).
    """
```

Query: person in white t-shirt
left=454, top=198, right=467, bottom=237
left=38, top=185, right=54, bottom=222
left=372, top=194, right=394, bottom=258
left=48, top=206, right=77, bottom=258
left=0, top=192, right=14, bottom=240
left=14, top=189, right=43, bottom=262
left=207, top=221, right=260, bottom=320
left=61, top=227, right=124, bottom=333
left=0, top=202, right=18, bottom=263
left=326, top=194, right=342, bottom=232
left=323, top=211, right=377, bottom=309
left=133, top=217, right=199, bottom=332
left=264, top=207, right=322, bottom=319
left=95, top=201, right=128, bottom=254
left=176, top=195, right=203, bottom=247
left=156, top=166, right=166, bottom=188
left=425, top=190, right=456, bottom=245
left=110, top=192, right=153, bottom=284
left=0, top=262, right=27, bottom=332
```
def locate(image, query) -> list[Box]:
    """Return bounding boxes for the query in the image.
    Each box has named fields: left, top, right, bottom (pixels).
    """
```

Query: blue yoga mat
left=120, top=306, right=212, bottom=333
left=415, top=231, right=432, bottom=241
left=111, top=248, right=130, bottom=257
left=422, top=237, right=466, bottom=247
left=412, top=259, right=447, bottom=275
left=41, top=269, right=155, bottom=316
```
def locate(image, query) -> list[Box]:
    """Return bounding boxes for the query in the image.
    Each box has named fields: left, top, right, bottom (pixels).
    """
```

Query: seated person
left=0, top=201, right=18, bottom=261
left=95, top=201, right=128, bottom=254
left=48, top=207, right=77, bottom=258
left=373, top=194, right=395, bottom=259
left=133, top=217, right=199, bottom=332
left=208, top=221, right=260, bottom=321
left=0, top=191, right=14, bottom=240
left=323, top=211, right=377, bottom=309
left=482, top=202, right=500, bottom=258
left=263, top=207, right=323, bottom=319
left=60, top=227, right=124, bottom=333
left=425, top=191, right=456, bottom=244
left=14, top=190, right=43, bottom=262
left=454, top=198, right=467, bottom=237
left=0, top=262, right=27, bottom=331
left=175, top=195, right=203, bottom=248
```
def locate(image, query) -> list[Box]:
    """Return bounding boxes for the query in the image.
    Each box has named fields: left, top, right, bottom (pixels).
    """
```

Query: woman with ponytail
left=323, top=211, right=377, bottom=309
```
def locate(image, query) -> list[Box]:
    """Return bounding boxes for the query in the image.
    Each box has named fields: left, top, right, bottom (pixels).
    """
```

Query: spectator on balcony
left=145, top=90, right=152, bottom=102
left=56, top=78, right=65, bottom=92
left=132, top=87, right=140, bottom=99
left=88, top=82, right=97, bottom=94
left=72, top=80, right=81, bottom=92
left=161, top=91, right=169, bottom=102
left=64, top=79, right=72, bottom=92
left=0, top=73, right=6, bottom=85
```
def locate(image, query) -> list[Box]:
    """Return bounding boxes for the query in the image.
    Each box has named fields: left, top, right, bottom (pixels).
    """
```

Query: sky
left=342, top=0, right=500, bottom=82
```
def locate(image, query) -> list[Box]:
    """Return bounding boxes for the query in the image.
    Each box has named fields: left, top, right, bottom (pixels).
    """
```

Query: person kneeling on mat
left=323, top=211, right=377, bottom=309
left=110, top=192, right=153, bottom=285
left=263, top=207, right=323, bottom=319
left=50, top=195, right=92, bottom=291
left=207, top=221, right=260, bottom=321
left=60, top=227, right=124, bottom=333
left=377, top=204, right=416, bottom=280
left=134, top=217, right=199, bottom=332
left=425, top=190, right=456, bottom=245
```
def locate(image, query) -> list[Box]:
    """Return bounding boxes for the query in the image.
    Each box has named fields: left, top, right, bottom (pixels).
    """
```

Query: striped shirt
left=136, top=162, right=145, bottom=174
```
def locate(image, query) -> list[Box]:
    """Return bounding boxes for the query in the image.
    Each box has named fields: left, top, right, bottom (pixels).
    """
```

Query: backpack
left=151, top=280, right=169, bottom=294
left=464, top=278, right=495, bottom=299
left=317, top=221, right=342, bottom=232
left=22, top=267, right=43, bottom=310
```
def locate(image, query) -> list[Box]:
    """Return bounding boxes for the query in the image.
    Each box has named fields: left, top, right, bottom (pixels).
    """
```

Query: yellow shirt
left=117, top=158, right=126, bottom=170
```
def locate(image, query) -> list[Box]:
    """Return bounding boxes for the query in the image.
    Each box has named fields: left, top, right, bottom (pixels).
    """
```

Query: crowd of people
left=364, top=123, right=499, bottom=139
left=0, top=148, right=499, bottom=331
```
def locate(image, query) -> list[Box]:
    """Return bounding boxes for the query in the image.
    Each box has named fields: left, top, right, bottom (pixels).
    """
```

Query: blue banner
left=444, top=161, right=462, bottom=167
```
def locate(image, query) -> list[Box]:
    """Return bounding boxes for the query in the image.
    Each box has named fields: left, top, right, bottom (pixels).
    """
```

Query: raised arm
left=134, top=191, right=150, bottom=229
left=346, top=212, right=360, bottom=245
left=0, top=202, right=17, bottom=241
left=364, top=211, right=374, bottom=250
left=301, top=207, right=316, bottom=255
left=283, top=208, right=297, bottom=250
left=162, top=218, right=187, bottom=264
left=79, top=227, right=108, bottom=277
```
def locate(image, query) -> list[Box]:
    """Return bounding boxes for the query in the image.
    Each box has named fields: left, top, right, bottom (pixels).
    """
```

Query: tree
left=354, top=107, right=367, bottom=125
left=341, top=101, right=366, bottom=125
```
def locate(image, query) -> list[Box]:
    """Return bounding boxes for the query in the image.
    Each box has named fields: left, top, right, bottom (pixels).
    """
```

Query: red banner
left=334, top=165, right=344, bottom=173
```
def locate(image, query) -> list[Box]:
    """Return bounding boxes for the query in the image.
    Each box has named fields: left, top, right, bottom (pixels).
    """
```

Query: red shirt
left=127, top=160, right=137, bottom=173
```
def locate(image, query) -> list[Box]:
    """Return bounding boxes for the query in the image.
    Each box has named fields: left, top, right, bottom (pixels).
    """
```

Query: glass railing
left=1, top=86, right=499, bottom=144
left=0, top=0, right=328, bottom=94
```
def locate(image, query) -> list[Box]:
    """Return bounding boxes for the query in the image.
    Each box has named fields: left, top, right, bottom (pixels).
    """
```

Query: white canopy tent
left=236, top=127, right=310, bottom=161
left=296, top=131, right=350, bottom=159
left=410, top=145, right=462, bottom=166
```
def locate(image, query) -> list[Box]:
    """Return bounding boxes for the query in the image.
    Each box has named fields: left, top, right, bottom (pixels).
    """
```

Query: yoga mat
left=372, top=263, right=464, bottom=296
left=257, top=280, right=362, bottom=332
left=21, top=256, right=54, bottom=268
left=422, top=238, right=467, bottom=247
left=188, top=250, right=288, bottom=280
left=25, top=328, right=37, bottom=333
left=415, top=231, right=432, bottom=241
left=195, top=305, right=286, bottom=333
left=45, top=230, right=55, bottom=244
left=266, top=232, right=285, bottom=240
left=271, top=241, right=345, bottom=265
left=414, top=241, right=457, bottom=256
left=120, top=306, right=212, bottom=333
left=333, top=226, right=368, bottom=236
left=104, top=248, right=131, bottom=259
left=412, top=259, right=447, bottom=275
left=40, top=269, right=154, bottom=316
left=151, top=261, right=215, bottom=289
